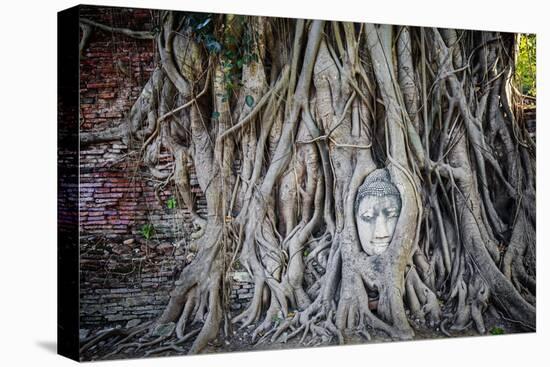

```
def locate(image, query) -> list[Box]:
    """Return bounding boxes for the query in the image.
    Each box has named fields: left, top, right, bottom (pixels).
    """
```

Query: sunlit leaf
left=245, top=95, right=254, bottom=107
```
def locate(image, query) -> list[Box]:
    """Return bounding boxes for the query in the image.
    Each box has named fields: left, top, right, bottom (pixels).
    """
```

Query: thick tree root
left=79, top=14, right=536, bottom=359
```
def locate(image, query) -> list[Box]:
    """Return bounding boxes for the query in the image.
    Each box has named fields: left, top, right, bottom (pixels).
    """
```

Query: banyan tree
left=79, top=10, right=536, bottom=358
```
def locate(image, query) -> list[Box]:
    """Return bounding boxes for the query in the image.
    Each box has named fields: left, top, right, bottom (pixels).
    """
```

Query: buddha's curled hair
left=355, top=168, right=401, bottom=213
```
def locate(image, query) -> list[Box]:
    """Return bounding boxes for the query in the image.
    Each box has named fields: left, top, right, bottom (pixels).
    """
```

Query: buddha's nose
left=374, top=216, right=390, bottom=240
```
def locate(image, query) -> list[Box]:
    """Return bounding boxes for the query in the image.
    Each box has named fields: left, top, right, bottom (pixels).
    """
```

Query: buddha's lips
left=370, top=241, right=390, bottom=252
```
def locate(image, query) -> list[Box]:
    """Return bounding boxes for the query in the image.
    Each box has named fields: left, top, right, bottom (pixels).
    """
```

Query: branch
left=217, top=66, right=290, bottom=142
left=80, top=18, right=156, bottom=40
left=141, top=68, right=211, bottom=152
left=80, top=122, right=128, bottom=145
left=79, top=22, right=92, bottom=56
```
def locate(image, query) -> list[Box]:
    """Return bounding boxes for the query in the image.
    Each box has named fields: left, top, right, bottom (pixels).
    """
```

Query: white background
left=0, top=0, right=547, bottom=365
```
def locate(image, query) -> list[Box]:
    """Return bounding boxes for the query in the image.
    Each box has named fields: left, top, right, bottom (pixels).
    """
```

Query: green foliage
left=184, top=13, right=221, bottom=54
left=140, top=223, right=155, bottom=240
left=184, top=14, right=261, bottom=102
left=220, top=17, right=260, bottom=100
left=489, top=326, right=505, bottom=335
left=205, top=39, right=222, bottom=54
left=516, top=34, right=536, bottom=96
left=211, top=111, right=220, bottom=119
left=166, top=197, right=177, bottom=209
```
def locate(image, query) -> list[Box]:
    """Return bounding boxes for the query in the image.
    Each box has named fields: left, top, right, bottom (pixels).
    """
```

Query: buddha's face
left=356, top=195, right=401, bottom=256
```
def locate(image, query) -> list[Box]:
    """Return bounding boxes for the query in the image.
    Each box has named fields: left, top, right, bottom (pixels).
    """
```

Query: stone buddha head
left=354, top=169, right=402, bottom=256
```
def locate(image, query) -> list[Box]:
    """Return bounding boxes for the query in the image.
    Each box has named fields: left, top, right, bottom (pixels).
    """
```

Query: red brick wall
left=79, top=5, right=161, bottom=237
left=77, top=6, right=251, bottom=332
left=78, top=6, right=186, bottom=329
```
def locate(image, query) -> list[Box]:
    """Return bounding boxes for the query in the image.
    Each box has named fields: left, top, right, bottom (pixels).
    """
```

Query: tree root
left=79, top=14, right=536, bottom=358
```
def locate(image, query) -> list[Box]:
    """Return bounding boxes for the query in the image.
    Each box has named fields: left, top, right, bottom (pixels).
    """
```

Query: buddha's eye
left=360, top=213, right=374, bottom=222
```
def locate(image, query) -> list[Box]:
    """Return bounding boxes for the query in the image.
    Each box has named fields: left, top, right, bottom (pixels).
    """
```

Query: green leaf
left=245, top=95, right=254, bottom=107
left=489, top=327, right=505, bottom=335
left=211, top=111, right=220, bottom=119
left=140, top=223, right=154, bottom=240
left=226, top=81, right=235, bottom=92
left=206, top=39, right=222, bottom=54
left=166, top=197, right=177, bottom=209
left=224, top=62, right=233, bottom=71
left=224, top=50, right=235, bottom=59
left=195, top=17, right=211, bottom=31
left=226, top=34, right=237, bottom=45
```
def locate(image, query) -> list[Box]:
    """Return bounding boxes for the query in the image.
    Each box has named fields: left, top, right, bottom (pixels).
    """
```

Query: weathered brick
left=78, top=7, right=254, bottom=329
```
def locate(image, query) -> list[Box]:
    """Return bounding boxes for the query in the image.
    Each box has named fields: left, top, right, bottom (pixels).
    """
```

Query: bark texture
left=79, top=13, right=536, bottom=358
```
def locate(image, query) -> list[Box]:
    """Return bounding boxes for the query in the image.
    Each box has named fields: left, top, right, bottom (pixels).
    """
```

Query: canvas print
left=57, top=4, right=536, bottom=361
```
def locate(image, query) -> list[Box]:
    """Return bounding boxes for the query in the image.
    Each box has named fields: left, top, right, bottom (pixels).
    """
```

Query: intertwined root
left=79, top=12, right=535, bottom=360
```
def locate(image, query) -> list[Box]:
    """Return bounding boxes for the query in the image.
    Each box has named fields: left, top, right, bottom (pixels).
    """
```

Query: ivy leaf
left=140, top=223, right=154, bottom=240
left=195, top=17, right=211, bottom=31
left=166, top=197, right=177, bottom=209
left=206, top=39, right=222, bottom=54
left=211, top=111, right=220, bottom=119
left=226, top=34, right=237, bottom=45
left=245, top=95, right=254, bottom=107
left=489, top=327, right=505, bottom=335
left=225, top=50, right=236, bottom=59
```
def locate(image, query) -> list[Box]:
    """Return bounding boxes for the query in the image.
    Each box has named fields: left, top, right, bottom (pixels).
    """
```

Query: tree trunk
left=79, top=13, right=536, bottom=358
